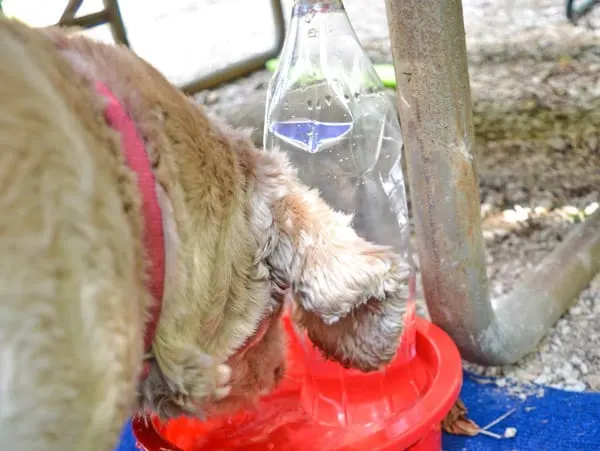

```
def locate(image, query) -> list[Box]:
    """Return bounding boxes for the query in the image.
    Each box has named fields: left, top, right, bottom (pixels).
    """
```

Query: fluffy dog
left=0, top=18, right=411, bottom=451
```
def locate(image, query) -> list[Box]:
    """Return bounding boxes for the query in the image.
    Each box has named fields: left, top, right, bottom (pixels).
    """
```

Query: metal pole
left=384, top=0, right=600, bottom=365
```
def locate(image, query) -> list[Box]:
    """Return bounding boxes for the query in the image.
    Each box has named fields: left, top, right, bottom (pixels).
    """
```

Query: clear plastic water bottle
left=263, top=2, right=418, bottom=427
left=264, top=0, right=412, bottom=262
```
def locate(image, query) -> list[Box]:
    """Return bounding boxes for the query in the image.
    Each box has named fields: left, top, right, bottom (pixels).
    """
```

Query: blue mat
left=443, top=372, right=600, bottom=450
left=116, top=371, right=600, bottom=450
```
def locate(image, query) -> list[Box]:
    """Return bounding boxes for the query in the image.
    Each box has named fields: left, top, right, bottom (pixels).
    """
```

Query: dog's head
left=44, top=30, right=412, bottom=420
left=134, top=118, right=412, bottom=420
left=129, top=103, right=412, bottom=419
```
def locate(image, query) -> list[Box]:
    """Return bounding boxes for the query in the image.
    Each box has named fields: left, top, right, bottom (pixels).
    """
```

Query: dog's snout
left=273, top=365, right=284, bottom=383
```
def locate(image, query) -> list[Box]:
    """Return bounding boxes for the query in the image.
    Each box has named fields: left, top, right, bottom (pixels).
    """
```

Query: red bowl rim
left=350, top=317, right=462, bottom=451
left=132, top=317, right=463, bottom=451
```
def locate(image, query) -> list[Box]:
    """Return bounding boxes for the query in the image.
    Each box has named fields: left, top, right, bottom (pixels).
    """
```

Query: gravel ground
left=197, top=0, right=600, bottom=394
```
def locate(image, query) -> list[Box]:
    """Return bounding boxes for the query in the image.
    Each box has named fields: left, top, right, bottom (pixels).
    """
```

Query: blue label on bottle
left=270, top=120, right=352, bottom=153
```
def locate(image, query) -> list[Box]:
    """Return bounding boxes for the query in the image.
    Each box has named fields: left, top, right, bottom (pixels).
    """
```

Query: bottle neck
left=292, top=0, right=344, bottom=16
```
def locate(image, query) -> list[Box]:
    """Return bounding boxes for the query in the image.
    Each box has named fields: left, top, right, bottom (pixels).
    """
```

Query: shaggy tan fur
left=0, top=18, right=411, bottom=451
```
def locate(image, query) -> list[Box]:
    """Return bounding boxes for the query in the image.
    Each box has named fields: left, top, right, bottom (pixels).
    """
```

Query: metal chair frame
left=57, top=0, right=286, bottom=93
left=385, top=0, right=600, bottom=365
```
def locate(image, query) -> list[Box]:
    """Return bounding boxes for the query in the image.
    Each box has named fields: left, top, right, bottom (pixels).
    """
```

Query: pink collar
left=95, top=82, right=165, bottom=380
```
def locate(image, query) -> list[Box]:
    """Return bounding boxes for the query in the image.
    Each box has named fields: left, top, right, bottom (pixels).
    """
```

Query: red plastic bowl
left=132, top=316, right=462, bottom=451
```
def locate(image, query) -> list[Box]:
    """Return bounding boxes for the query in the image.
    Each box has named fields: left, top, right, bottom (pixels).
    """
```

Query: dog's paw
left=182, top=349, right=232, bottom=403
left=139, top=349, right=232, bottom=420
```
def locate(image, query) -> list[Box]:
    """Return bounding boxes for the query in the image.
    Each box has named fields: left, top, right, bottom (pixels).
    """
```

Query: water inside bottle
left=265, top=82, right=409, bottom=253
left=270, top=119, right=353, bottom=154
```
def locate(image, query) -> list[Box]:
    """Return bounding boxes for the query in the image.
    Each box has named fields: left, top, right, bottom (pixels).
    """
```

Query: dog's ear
left=288, top=217, right=411, bottom=372
left=253, top=149, right=412, bottom=372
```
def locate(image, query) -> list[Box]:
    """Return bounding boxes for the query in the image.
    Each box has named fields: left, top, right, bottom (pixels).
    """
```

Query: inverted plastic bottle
left=264, top=0, right=411, bottom=257
left=264, top=0, right=418, bottom=429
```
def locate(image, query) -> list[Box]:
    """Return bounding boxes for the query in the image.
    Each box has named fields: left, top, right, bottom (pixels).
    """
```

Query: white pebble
left=565, top=382, right=587, bottom=392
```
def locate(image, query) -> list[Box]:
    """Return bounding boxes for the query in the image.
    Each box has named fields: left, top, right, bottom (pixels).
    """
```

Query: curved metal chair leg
left=385, top=0, right=600, bottom=365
